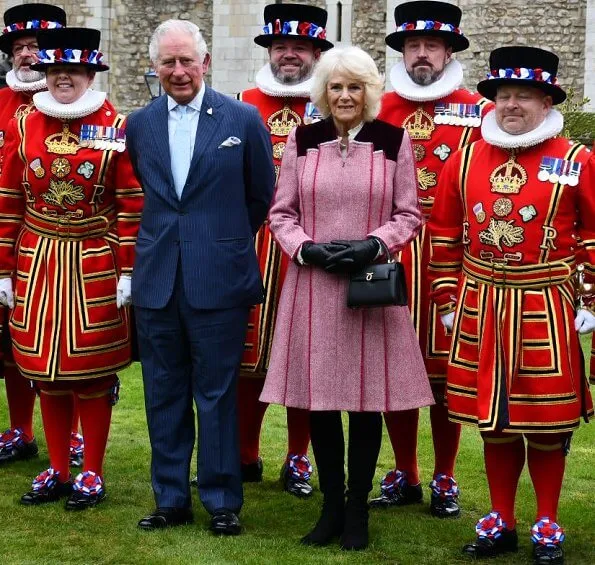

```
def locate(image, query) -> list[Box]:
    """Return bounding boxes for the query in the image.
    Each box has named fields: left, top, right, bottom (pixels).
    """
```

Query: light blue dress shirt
left=167, top=82, right=205, bottom=198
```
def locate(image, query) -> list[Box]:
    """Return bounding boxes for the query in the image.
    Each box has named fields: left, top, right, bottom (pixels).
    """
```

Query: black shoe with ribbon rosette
left=65, top=470, right=106, bottom=510
left=370, top=469, right=423, bottom=508
left=531, top=518, right=565, bottom=565
left=0, top=427, right=38, bottom=464
left=280, top=453, right=313, bottom=497
left=429, top=473, right=460, bottom=518
left=462, top=511, right=519, bottom=558
left=20, top=468, right=73, bottom=505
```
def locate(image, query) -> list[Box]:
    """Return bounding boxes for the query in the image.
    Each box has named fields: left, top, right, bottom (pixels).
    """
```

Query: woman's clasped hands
left=301, top=238, right=380, bottom=273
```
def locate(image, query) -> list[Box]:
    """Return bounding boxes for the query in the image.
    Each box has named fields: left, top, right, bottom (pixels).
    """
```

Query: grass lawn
left=0, top=361, right=594, bottom=564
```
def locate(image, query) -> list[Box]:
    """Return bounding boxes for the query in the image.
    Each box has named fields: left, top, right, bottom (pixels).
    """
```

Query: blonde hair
left=310, top=46, right=384, bottom=122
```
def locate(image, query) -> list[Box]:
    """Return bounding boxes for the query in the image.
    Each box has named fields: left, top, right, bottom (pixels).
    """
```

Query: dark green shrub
left=559, top=88, right=594, bottom=146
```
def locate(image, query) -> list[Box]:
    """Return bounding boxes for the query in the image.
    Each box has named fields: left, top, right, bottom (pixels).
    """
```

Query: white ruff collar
left=5, top=69, right=46, bottom=93
left=32, top=89, right=107, bottom=120
left=255, top=63, right=312, bottom=98
left=481, top=109, right=564, bottom=150
left=389, top=59, right=464, bottom=102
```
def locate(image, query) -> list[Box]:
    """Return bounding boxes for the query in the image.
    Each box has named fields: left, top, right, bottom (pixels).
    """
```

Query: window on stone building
left=337, top=2, right=342, bottom=42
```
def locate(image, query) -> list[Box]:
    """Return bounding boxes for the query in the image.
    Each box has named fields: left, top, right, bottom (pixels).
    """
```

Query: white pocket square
left=218, top=136, right=242, bottom=148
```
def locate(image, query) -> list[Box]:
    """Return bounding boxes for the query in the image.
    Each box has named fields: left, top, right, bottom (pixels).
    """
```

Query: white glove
left=441, top=312, right=455, bottom=331
left=0, top=277, right=14, bottom=309
left=116, top=275, right=132, bottom=309
left=574, top=309, right=595, bottom=334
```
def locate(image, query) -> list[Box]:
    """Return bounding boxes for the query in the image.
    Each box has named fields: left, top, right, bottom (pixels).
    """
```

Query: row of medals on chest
left=42, top=122, right=126, bottom=156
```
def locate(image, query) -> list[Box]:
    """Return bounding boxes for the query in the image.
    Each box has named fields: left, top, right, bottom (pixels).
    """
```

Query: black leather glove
left=301, top=242, right=349, bottom=269
left=325, top=238, right=381, bottom=273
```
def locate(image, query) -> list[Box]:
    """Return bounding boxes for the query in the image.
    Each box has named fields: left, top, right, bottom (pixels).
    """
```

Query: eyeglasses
left=12, top=42, right=39, bottom=56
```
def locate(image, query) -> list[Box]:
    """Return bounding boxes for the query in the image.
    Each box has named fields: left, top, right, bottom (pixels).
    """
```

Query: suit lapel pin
left=206, top=108, right=213, bottom=115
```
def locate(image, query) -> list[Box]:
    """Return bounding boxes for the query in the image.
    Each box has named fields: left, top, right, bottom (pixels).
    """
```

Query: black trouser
left=309, top=411, right=382, bottom=503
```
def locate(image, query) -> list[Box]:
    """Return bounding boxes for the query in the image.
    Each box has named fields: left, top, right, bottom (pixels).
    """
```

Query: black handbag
left=347, top=243, right=408, bottom=308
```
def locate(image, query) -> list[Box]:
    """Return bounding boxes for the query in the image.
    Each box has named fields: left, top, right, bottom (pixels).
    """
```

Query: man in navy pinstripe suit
left=126, top=19, right=274, bottom=534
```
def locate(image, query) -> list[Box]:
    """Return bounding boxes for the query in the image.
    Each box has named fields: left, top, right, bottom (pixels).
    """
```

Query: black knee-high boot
left=301, top=410, right=346, bottom=546
left=341, top=411, right=382, bottom=551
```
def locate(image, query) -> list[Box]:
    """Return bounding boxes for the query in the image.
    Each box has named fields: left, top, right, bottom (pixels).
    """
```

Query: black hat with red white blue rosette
left=0, top=3, right=66, bottom=55
left=31, top=27, right=109, bottom=72
left=477, top=46, right=566, bottom=105
left=385, top=1, right=469, bottom=53
left=254, top=3, right=333, bottom=52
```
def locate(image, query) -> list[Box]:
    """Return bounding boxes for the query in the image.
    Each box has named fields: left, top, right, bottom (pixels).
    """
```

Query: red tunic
left=379, top=90, right=492, bottom=382
left=238, top=88, right=308, bottom=376
left=428, top=135, right=595, bottom=432
left=0, top=100, right=143, bottom=381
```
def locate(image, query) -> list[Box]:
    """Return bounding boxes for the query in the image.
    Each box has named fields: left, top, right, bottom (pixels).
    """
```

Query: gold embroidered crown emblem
left=403, top=107, right=435, bottom=140
left=268, top=106, right=301, bottom=137
left=489, top=157, right=527, bottom=194
left=44, top=124, right=80, bottom=155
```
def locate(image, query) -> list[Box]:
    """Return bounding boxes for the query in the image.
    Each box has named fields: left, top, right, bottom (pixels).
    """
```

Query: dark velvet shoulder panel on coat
left=294, top=118, right=405, bottom=162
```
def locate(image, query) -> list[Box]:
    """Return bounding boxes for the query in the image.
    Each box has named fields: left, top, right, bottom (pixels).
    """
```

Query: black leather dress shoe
left=430, top=495, right=460, bottom=518
left=0, top=437, right=38, bottom=465
left=462, top=529, right=519, bottom=558
left=369, top=483, right=423, bottom=508
left=210, top=509, right=242, bottom=536
left=138, top=508, right=194, bottom=530
left=533, top=543, right=564, bottom=565
left=21, top=479, right=72, bottom=505
left=241, top=458, right=263, bottom=482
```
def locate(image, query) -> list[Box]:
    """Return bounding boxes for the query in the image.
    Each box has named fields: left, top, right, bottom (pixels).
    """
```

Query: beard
left=270, top=60, right=314, bottom=85
left=15, top=67, right=45, bottom=83
left=407, top=65, right=443, bottom=86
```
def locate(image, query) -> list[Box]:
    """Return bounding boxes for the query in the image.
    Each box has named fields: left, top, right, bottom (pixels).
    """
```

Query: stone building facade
left=0, top=0, right=593, bottom=113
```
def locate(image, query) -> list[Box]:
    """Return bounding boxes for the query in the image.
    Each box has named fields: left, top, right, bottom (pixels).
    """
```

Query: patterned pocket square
left=218, top=136, right=242, bottom=148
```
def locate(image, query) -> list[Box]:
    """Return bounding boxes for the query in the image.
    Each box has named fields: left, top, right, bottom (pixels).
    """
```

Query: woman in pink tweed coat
left=261, top=46, right=433, bottom=550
